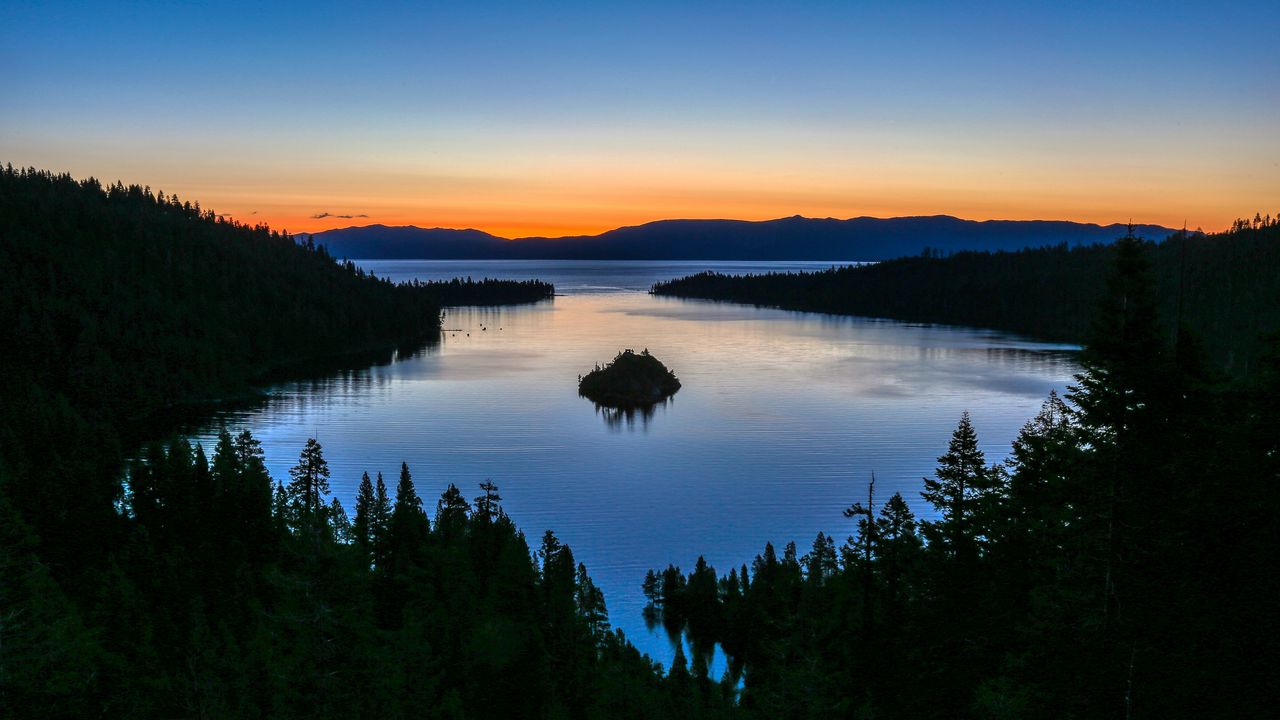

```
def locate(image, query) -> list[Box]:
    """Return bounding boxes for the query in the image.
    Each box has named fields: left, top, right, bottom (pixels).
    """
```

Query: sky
left=2, top=1, right=1277, bottom=237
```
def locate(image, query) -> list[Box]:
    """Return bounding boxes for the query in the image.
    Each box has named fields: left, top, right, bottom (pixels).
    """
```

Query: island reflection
left=591, top=396, right=672, bottom=431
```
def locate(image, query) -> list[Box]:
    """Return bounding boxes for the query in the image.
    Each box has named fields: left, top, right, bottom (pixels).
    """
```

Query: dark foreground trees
left=3, top=435, right=709, bottom=718
left=646, top=234, right=1277, bottom=718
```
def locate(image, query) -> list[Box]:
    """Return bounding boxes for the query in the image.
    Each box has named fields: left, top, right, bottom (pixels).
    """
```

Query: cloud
left=312, top=211, right=369, bottom=219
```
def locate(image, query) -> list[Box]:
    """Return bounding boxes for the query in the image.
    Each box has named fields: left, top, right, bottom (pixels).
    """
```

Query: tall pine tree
left=286, top=438, right=330, bottom=520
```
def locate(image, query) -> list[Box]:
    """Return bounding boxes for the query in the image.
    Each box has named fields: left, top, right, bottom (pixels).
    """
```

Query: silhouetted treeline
left=653, top=218, right=1280, bottom=375
left=645, top=236, right=1278, bottom=717
left=0, top=166, right=554, bottom=578
left=4, top=434, right=716, bottom=717
left=410, top=276, right=555, bottom=306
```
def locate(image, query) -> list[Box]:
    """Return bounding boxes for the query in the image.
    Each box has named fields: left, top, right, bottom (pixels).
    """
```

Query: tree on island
left=578, top=348, right=681, bottom=407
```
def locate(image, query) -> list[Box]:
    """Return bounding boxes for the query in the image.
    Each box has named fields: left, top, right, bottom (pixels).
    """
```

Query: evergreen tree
left=233, top=430, right=275, bottom=558
left=327, top=497, right=352, bottom=543
left=371, top=472, right=392, bottom=564
left=920, top=412, right=993, bottom=559
left=1060, top=232, right=1177, bottom=711
left=191, top=444, right=214, bottom=536
left=918, top=413, right=1000, bottom=716
left=642, top=569, right=662, bottom=612
left=1068, top=232, right=1171, bottom=623
left=999, top=391, right=1077, bottom=593
left=287, top=438, right=331, bottom=519
left=1070, top=233, right=1166, bottom=444
left=876, top=492, right=920, bottom=616
left=271, top=481, right=291, bottom=535
left=844, top=474, right=879, bottom=634
left=387, top=463, right=429, bottom=566
left=474, top=480, right=502, bottom=523
left=801, top=531, right=838, bottom=587
left=685, top=556, right=719, bottom=640
left=353, top=471, right=375, bottom=549
left=393, top=462, right=422, bottom=517
left=576, top=562, right=609, bottom=640
left=209, top=430, right=240, bottom=507
left=434, top=483, right=470, bottom=543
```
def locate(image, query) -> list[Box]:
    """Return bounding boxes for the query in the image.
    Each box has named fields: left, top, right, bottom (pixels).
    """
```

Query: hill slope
left=653, top=223, right=1280, bottom=375
left=0, top=166, right=544, bottom=574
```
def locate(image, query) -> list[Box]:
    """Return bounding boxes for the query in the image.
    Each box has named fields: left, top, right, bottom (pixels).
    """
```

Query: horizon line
left=298, top=213, right=1188, bottom=242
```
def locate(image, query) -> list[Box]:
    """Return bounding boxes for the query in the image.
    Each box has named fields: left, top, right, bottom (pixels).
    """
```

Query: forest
left=0, top=166, right=550, bottom=579
left=644, top=234, right=1278, bottom=717
left=2, top=166, right=1275, bottom=717
left=7, top=432, right=696, bottom=717
left=652, top=219, right=1280, bottom=376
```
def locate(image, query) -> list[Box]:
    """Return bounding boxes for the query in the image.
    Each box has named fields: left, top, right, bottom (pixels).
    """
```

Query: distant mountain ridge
left=307, top=215, right=1179, bottom=261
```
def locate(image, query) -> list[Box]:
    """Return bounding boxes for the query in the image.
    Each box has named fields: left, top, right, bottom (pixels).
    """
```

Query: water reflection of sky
left=195, top=261, right=1079, bottom=676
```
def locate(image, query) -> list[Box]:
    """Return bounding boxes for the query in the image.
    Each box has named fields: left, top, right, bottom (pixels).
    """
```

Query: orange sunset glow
left=5, top=0, right=1275, bottom=238
left=114, top=155, right=1270, bottom=239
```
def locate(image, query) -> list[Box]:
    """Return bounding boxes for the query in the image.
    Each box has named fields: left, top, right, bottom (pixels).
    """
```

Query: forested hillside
left=0, top=167, right=563, bottom=717
left=646, top=236, right=1279, bottom=717
left=653, top=219, right=1280, bottom=375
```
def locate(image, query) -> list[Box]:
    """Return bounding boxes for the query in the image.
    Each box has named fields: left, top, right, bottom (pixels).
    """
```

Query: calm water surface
left=195, top=260, right=1079, bottom=672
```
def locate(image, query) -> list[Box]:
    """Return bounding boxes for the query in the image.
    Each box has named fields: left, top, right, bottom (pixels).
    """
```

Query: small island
left=578, top=349, right=681, bottom=407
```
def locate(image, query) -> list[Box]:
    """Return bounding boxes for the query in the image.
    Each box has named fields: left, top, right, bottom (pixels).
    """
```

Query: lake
left=192, top=260, right=1079, bottom=672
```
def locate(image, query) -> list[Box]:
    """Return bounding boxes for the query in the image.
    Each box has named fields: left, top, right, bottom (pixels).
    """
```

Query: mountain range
left=305, top=215, right=1179, bottom=261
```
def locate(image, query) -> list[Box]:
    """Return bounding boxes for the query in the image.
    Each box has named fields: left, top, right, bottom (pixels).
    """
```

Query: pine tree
left=328, top=497, right=352, bottom=544
left=353, top=471, right=375, bottom=549
left=372, top=472, right=391, bottom=555
left=920, top=412, right=992, bottom=560
left=539, top=529, right=580, bottom=691
left=801, top=531, right=838, bottom=587
left=642, top=569, right=661, bottom=611
left=576, top=562, right=609, bottom=640
left=271, top=481, right=291, bottom=535
left=192, top=444, right=214, bottom=534
left=209, top=430, right=240, bottom=505
left=434, top=483, right=470, bottom=543
left=286, top=438, right=330, bottom=519
left=474, top=480, right=502, bottom=523
left=1070, top=233, right=1166, bottom=445
left=876, top=492, right=920, bottom=615
left=1001, top=392, right=1076, bottom=578
left=1067, top=232, right=1171, bottom=635
left=659, top=564, right=688, bottom=627
left=388, top=462, right=429, bottom=559
left=844, top=474, right=879, bottom=634
left=685, top=556, right=719, bottom=640
left=393, top=462, right=421, bottom=516
left=208, top=431, right=241, bottom=547
left=233, top=430, right=275, bottom=557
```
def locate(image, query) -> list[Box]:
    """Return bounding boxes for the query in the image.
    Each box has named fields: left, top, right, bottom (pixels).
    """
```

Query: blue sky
left=3, top=1, right=1276, bottom=235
